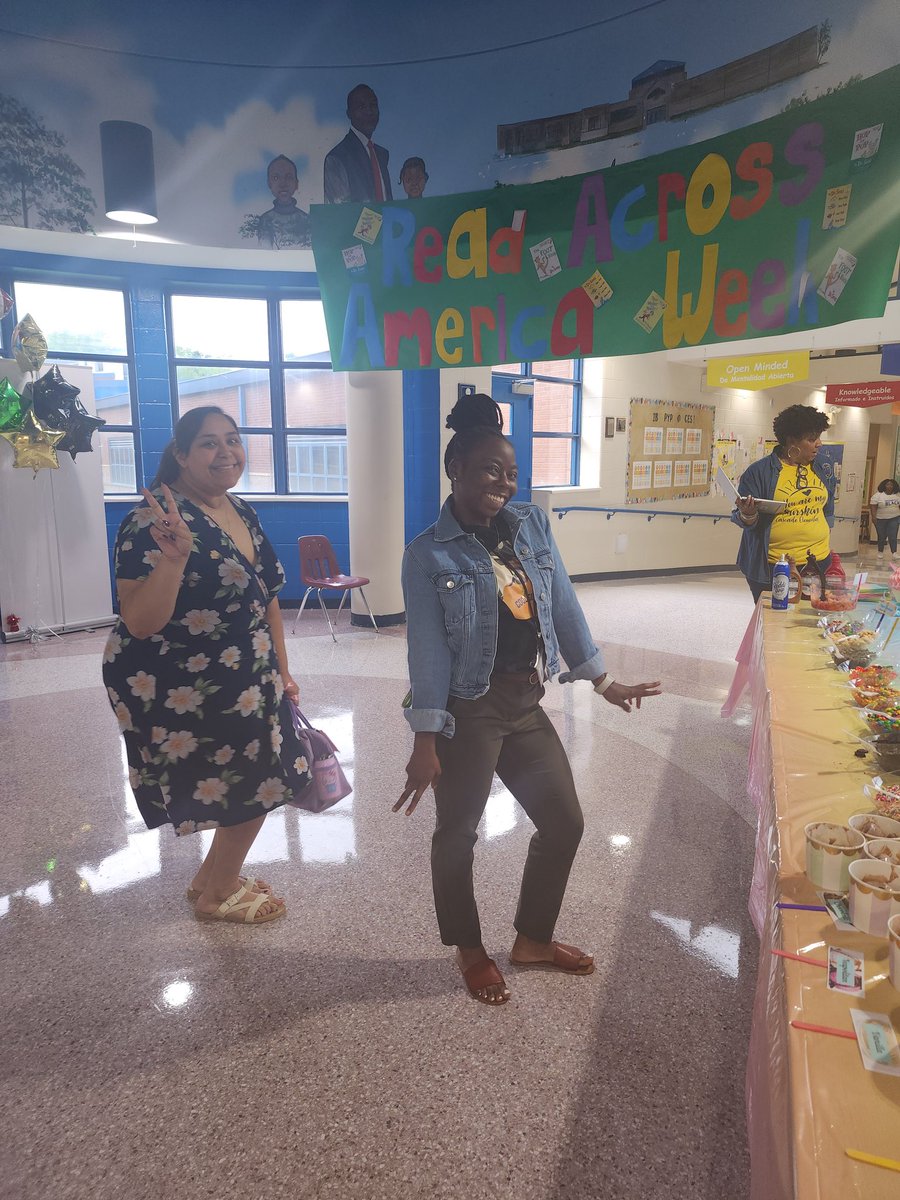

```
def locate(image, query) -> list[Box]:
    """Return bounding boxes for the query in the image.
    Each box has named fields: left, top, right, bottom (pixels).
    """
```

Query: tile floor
left=1, top=565, right=782, bottom=1199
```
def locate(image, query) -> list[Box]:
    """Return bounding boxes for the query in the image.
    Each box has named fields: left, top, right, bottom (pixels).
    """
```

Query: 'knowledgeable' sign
left=825, top=382, right=900, bottom=407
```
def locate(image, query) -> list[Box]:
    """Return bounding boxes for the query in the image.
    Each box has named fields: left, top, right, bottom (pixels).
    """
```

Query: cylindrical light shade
left=100, top=121, right=158, bottom=225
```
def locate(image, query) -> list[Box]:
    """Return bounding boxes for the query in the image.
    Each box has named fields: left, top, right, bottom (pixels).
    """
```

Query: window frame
left=166, top=288, right=346, bottom=497
left=1, top=275, right=141, bottom=495
left=500, top=359, right=583, bottom=488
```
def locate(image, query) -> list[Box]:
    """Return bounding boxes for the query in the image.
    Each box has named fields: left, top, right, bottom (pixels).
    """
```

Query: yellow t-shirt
left=767, top=462, right=830, bottom=564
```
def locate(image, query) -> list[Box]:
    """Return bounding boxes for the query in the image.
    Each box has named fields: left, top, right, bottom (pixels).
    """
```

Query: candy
left=863, top=709, right=900, bottom=735
left=850, top=666, right=897, bottom=686
left=873, top=784, right=900, bottom=821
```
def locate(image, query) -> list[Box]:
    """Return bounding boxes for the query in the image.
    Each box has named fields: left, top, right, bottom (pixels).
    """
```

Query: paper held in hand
left=716, top=466, right=786, bottom=515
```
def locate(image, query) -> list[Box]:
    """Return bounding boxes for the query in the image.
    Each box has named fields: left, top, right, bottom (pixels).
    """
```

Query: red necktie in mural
left=367, top=140, right=384, bottom=202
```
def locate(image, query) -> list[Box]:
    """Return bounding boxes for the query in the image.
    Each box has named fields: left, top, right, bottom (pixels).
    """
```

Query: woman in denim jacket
left=394, top=394, right=660, bottom=1006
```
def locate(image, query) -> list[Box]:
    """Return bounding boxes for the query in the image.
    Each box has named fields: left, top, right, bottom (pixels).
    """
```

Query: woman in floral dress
left=103, top=406, right=312, bottom=925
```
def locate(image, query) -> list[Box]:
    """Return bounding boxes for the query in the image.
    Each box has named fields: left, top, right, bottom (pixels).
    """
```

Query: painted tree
left=0, top=93, right=95, bottom=232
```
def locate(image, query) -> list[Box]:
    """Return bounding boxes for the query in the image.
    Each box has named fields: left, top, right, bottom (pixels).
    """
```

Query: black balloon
left=27, top=366, right=106, bottom=459
left=61, top=409, right=106, bottom=459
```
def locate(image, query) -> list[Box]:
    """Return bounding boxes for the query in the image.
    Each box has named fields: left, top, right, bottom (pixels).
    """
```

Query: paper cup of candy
left=804, top=822, right=865, bottom=892
left=889, top=914, right=900, bottom=990
left=849, top=811, right=900, bottom=842
left=863, top=837, right=900, bottom=867
left=849, top=860, right=900, bottom=937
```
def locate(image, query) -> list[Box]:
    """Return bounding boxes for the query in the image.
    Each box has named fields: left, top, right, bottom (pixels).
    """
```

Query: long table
left=738, top=604, right=900, bottom=1200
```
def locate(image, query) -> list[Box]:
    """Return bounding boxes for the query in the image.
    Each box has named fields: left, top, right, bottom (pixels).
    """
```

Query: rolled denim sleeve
left=401, top=548, right=456, bottom=737
left=537, top=508, right=606, bottom=683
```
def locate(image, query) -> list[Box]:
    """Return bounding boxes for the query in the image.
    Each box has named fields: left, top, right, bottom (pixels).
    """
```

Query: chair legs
left=357, top=586, right=379, bottom=632
left=316, top=589, right=337, bottom=643
left=293, top=587, right=314, bottom=633
left=294, top=585, right=379, bottom=640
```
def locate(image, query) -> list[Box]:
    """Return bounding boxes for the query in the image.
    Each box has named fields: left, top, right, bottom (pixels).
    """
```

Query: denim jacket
left=402, top=500, right=606, bottom=737
left=730, top=451, right=835, bottom=584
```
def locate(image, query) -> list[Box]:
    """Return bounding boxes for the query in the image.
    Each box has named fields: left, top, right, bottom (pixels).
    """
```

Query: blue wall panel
left=402, top=370, right=441, bottom=544
left=105, top=499, right=349, bottom=606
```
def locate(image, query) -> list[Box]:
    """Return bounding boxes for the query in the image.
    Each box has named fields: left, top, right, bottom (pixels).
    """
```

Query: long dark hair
left=443, top=392, right=507, bottom=478
left=877, top=478, right=900, bottom=494
left=150, top=406, right=239, bottom=488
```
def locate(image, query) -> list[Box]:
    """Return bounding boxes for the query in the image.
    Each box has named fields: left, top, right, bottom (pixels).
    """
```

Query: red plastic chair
left=294, top=535, right=377, bottom=641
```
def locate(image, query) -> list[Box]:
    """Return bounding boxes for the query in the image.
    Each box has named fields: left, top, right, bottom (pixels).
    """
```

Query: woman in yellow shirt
left=731, top=405, right=835, bottom=602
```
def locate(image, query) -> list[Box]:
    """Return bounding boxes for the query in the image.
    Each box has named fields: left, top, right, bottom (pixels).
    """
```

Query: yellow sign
left=706, top=350, right=810, bottom=390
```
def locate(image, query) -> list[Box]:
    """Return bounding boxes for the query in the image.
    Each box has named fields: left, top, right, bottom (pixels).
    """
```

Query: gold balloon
left=12, top=313, right=48, bottom=375
left=0, top=409, right=65, bottom=472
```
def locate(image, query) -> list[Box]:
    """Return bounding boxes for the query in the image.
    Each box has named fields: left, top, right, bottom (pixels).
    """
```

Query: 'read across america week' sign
left=311, top=65, right=900, bottom=372
left=825, top=382, right=900, bottom=407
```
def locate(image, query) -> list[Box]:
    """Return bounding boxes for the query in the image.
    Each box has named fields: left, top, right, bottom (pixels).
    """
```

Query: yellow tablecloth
left=746, top=605, right=900, bottom=1200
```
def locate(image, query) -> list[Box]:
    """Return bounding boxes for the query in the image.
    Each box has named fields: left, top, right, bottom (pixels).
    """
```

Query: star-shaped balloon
left=0, top=377, right=26, bottom=431
left=0, top=290, right=13, bottom=320
left=0, top=408, right=65, bottom=472
left=26, top=366, right=105, bottom=459
left=11, top=313, right=48, bottom=375
left=61, top=408, right=106, bottom=460
left=29, top=365, right=82, bottom=427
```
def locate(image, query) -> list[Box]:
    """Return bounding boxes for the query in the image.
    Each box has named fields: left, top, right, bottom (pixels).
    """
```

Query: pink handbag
left=286, top=702, right=352, bottom=813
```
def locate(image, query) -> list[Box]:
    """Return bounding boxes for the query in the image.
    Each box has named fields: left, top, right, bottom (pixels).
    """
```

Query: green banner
left=311, top=66, right=900, bottom=372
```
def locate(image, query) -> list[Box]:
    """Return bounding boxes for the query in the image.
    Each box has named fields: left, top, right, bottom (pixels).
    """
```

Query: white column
left=345, top=371, right=405, bottom=621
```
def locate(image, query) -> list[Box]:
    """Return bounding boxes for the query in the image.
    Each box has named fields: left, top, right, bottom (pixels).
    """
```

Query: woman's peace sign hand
left=141, top=485, right=193, bottom=564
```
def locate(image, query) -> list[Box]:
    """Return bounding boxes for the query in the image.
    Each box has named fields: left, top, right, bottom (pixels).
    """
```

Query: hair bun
left=445, top=392, right=504, bottom=434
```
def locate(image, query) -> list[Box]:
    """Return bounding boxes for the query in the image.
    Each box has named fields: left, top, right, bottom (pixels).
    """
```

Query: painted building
left=496, top=26, right=821, bottom=157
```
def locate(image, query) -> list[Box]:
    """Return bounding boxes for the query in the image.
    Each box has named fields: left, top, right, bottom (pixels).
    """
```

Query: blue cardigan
left=730, top=451, right=836, bottom=585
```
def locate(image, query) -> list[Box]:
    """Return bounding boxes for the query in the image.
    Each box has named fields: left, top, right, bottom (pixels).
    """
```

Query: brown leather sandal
left=508, top=942, right=595, bottom=975
left=460, top=956, right=511, bottom=1005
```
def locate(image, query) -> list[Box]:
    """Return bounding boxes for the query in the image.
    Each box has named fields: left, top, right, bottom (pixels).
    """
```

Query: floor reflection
left=482, top=788, right=518, bottom=840
left=651, top=910, right=741, bottom=979
left=78, top=829, right=161, bottom=894
left=0, top=879, right=53, bottom=917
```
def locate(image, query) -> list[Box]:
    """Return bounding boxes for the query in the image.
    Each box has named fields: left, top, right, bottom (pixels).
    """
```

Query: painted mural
left=0, top=0, right=896, bottom=251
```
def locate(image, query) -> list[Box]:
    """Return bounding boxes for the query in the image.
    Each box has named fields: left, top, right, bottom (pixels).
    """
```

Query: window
left=281, top=299, right=346, bottom=494
left=10, top=281, right=138, bottom=493
left=646, top=105, right=667, bottom=125
left=496, top=360, right=582, bottom=487
left=168, top=293, right=345, bottom=495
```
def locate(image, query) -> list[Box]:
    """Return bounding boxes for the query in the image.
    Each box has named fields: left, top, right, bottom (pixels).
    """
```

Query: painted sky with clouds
left=0, top=0, right=896, bottom=248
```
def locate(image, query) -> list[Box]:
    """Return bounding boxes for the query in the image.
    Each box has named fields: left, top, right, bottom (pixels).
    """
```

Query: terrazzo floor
left=1, top=567, right=773, bottom=1200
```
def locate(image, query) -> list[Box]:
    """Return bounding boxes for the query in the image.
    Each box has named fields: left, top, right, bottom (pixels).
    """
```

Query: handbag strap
left=288, top=699, right=313, bottom=731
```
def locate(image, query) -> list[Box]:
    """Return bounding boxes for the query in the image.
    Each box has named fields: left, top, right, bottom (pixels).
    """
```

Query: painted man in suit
left=324, top=84, right=392, bottom=204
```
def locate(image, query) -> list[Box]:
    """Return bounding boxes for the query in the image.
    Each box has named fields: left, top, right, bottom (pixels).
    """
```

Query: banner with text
left=707, top=350, right=810, bottom=389
left=311, top=66, right=900, bottom=373
left=826, top=381, right=900, bottom=407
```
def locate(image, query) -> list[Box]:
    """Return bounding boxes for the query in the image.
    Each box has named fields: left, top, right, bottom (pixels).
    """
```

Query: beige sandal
left=186, top=875, right=272, bottom=904
left=194, top=885, right=286, bottom=925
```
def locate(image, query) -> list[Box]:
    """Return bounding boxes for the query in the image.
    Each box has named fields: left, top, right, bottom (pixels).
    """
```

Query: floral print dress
left=103, top=490, right=312, bottom=836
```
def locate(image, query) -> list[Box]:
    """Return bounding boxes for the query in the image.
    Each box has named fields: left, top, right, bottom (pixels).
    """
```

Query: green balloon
left=0, top=377, right=25, bottom=431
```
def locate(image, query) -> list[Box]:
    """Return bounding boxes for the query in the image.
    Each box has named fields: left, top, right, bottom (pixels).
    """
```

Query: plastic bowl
left=809, top=577, right=857, bottom=612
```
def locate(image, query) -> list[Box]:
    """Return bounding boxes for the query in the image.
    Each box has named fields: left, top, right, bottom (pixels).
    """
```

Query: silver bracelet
left=593, top=675, right=615, bottom=696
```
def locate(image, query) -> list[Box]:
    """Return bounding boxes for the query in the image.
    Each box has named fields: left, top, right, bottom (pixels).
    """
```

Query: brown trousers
left=432, top=675, right=584, bottom=948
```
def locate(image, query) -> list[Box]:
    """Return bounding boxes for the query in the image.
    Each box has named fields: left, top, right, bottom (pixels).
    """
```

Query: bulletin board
left=625, top=397, right=716, bottom=504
